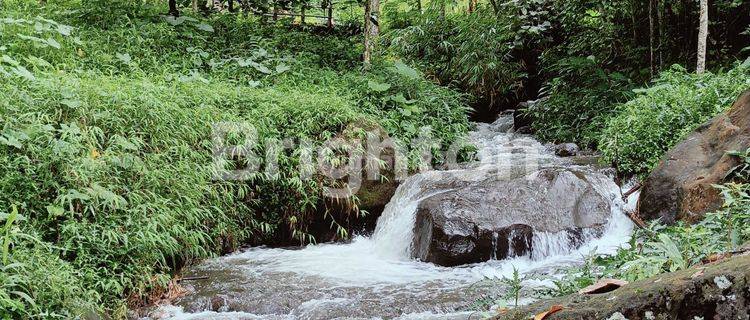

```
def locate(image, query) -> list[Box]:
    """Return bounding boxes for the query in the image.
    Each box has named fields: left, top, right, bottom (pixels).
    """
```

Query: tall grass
left=0, top=0, right=471, bottom=316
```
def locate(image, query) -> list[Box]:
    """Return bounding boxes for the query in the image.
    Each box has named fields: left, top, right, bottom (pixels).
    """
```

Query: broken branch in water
left=624, top=196, right=647, bottom=229
left=621, top=182, right=642, bottom=202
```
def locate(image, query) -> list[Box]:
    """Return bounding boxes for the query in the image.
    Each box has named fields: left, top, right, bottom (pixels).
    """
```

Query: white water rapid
left=151, top=116, right=637, bottom=320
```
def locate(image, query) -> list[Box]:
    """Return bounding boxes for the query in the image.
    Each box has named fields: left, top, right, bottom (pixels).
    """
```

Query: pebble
left=713, top=275, right=732, bottom=290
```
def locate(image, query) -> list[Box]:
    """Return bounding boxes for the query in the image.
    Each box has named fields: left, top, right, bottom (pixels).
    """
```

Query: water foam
left=155, top=116, right=636, bottom=319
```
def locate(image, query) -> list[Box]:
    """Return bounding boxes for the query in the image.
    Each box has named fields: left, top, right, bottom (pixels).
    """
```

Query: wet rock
left=639, top=90, right=750, bottom=224
left=553, top=143, right=580, bottom=157
left=495, top=253, right=750, bottom=320
left=411, top=167, right=612, bottom=266
left=515, top=125, right=533, bottom=134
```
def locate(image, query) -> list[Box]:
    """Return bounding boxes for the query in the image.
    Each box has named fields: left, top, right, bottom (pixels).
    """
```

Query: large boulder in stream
left=412, top=167, right=614, bottom=267
left=639, top=91, right=750, bottom=224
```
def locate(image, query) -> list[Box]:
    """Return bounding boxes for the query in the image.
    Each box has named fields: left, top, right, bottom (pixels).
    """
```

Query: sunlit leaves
left=275, top=63, right=290, bottom=74
left=367, top=80, right=391, bottom=92
left=392, top=59, right=420, bottom=79
left=162, top=15, right=213, bottom=32
left=115, top=52, right=131, bottom=64
left=195, top=23, right=214, bottom=33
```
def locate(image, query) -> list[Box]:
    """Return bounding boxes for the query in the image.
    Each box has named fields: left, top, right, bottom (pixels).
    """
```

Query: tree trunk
left=631, top=0, right=638, bottom=44
left=657, top=0, right=665, bottom=69
left=327, top=2, right=333, bottom=28
left=363, top=0, right=380, bottom=67
left=649, top=0, right=655, bottom=77
left=168, top=0, right=179, bottom=16
left=192, top=0, right=198, bottom=11
left=416, top=0, right=422, bottom=13
left=228, top=0, right=234, bottom=12
left=468, top=0, right=476, bottom=14
left=696, top=0, right=708, bottom=74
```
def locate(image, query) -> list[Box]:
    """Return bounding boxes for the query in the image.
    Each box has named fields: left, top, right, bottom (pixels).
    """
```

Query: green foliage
left=502, top=267, right=523, bottom=307
left=469, top=266, right=526, bottom=312
left=386, top=9, right=525, bottom=108
left=523, top=0, right=646, bottom=145
left=614, top=181, right=749, bottom=281
left=0, top=206, right=98, bottom=319
left=599, top=64, right=750, bottom=176
left=548, top=179, right=750, bottom=294
left=527, top=56, right=634, bottom=146
left=0, top=1, right=471, bottom=317
left=386, top=0, right=749, bottom=148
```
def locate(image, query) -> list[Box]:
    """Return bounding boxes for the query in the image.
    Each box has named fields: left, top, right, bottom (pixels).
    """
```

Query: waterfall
left=365, top=115, right=634, bottom=264
left=370, top=175, right=428, bottom=260
left=156, top=115, right=637, bottom=319
left=490, top=232, right=499, bottom=260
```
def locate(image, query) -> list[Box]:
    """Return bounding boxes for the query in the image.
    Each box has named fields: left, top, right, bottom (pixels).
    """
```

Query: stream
left=148, top=116, right=637, bottom=320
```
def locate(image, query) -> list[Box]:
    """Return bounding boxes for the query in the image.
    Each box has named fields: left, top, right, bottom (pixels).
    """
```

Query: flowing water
left=150, top=116, right=637, bottom=320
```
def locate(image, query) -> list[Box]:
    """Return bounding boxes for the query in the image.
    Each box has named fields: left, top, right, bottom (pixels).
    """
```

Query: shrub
left=386, top=10, right=525, bottom=109
left=525, top=56, right=634, bottom=146
left=0, top=2, right=472, bottom=316
left=0, top=206, right=98, bottom=319
left=548, top=178, right=750, bottom=293
left=598, top=63, right=750, bottom=176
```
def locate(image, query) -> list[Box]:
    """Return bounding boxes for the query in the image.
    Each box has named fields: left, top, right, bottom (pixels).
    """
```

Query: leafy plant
left=502, top=267, right=524, bottom=307
left=599, top=64, right=750, bottom=176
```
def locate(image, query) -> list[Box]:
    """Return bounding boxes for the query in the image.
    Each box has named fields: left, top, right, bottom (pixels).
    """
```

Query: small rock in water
left=553, top=143, right=579, bottom=157
left=713, top=275, right=732, bottom=290
left=515, top=125, right=533, bottom=134
left=606, top=312, right=629, bottom=320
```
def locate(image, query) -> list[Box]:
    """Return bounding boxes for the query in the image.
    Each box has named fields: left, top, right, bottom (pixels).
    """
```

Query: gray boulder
left=411, top=167, right=613, bottom=266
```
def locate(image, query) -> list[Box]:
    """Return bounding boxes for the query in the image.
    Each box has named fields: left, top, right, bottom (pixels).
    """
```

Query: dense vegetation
left=0, top=0, right=748, bottom=318
left=381, top=0, right=750, bottom=313
left=548, top=151, right=750, bottom=296
left=0, top=1, right=472, bottom=317
left=385, top=0, right=749, bottom=148
left=600, top=63, right=750, bottom=175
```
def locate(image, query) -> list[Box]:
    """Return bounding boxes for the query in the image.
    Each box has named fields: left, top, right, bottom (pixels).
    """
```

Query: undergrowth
left=599, top=63, right=750, bottom=176
left=0, top=0, right=471, bottom=317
